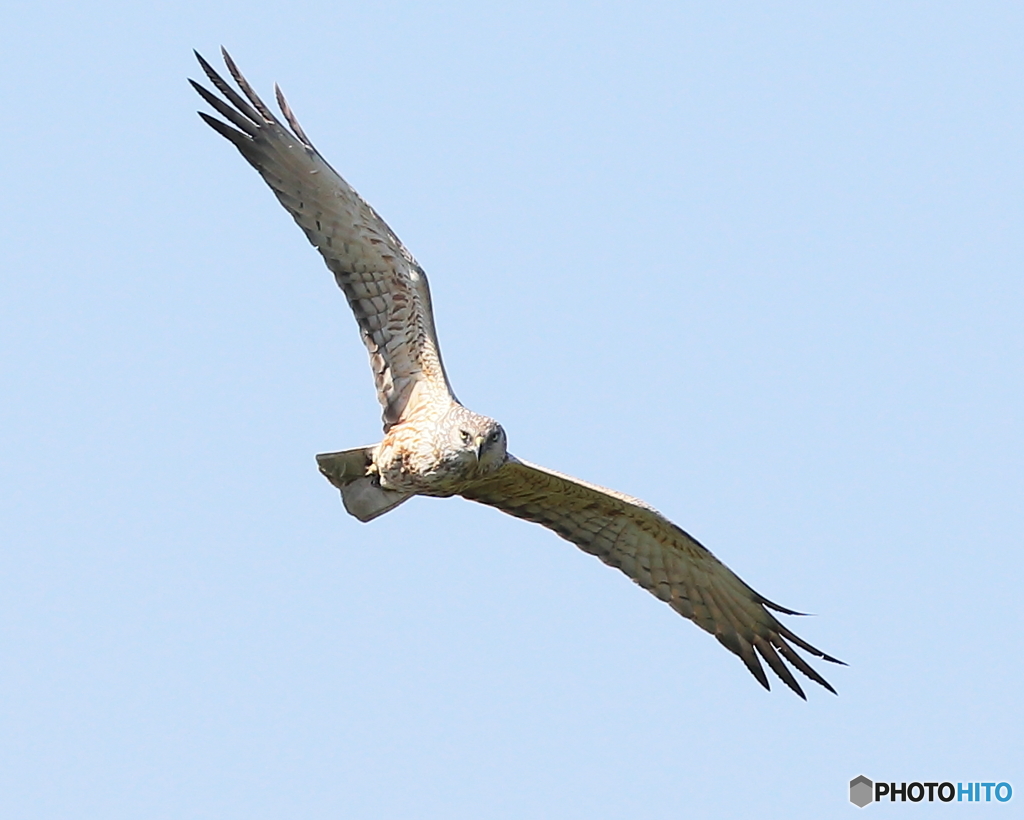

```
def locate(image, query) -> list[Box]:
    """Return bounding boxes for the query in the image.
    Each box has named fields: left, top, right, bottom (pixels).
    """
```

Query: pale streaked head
left=441, top=405, right=507, bottom=478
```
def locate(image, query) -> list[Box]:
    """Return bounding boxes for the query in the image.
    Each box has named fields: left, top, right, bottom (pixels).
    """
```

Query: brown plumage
left=192, top=49, right=843, bottom=698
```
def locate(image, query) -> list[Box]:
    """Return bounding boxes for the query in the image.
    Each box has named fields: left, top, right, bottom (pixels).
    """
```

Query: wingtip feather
left=275, top=82, right=313, bottom=147
left=754, top=636, right=807, bottom=699
left=219, top=47, right=276, bottom=122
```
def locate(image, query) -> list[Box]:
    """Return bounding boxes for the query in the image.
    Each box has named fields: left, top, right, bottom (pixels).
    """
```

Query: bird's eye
left=460, top=430, right=472, bottom=444
left=489, top=430, right=502, bottom=442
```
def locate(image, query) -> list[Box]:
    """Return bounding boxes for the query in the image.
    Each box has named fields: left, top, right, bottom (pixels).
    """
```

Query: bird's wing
left=191, top=49, right=455, bottom=429
left=461, top=457, right=843, bottom=697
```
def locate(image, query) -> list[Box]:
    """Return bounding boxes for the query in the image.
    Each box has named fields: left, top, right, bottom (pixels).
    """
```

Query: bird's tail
left=316, top=446, right=411, bottom=522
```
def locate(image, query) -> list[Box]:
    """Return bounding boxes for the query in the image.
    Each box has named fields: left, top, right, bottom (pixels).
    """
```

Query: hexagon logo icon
left=850, top=775, right=873, bottom=807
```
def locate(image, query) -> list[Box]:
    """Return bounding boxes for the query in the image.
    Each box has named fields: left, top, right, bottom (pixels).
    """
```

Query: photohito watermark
left=849, top=776, right=1013, bottom=807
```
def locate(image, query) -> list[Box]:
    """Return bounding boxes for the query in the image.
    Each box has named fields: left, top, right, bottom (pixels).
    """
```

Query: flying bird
left=191, top=49, right=843, bottom=698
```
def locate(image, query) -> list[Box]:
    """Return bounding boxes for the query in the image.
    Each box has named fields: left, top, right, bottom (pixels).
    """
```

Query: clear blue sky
left=1, top=2, right=1021, bottom=817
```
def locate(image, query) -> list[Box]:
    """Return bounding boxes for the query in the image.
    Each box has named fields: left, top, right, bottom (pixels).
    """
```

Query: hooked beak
left=474, top=435, right=485, bottom=461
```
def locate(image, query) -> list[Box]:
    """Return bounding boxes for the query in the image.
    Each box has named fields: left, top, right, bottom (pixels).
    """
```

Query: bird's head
left=441, top=406, right=507, bottom=477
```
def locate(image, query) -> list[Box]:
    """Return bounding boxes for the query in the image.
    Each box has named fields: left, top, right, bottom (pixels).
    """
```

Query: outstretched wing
left=461, top=458, right=843, bottom=698
left=191, top=49, right=455, bottom=429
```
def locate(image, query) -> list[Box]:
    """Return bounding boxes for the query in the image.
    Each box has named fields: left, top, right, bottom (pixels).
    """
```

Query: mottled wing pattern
left=191, top=50, right=454, bottom=428
left=461, top=458, right=843, bottom=697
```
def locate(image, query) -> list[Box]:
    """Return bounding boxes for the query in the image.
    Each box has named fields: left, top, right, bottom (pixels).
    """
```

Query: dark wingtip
left=193, top=48, right=218, bottom=81
left=275, top=82, right=313, bottom=147
left=759, top=596, right=811, bottom=617
left=196, top=111, right=252, bottom=154
left=190, top=48, right=269, bottom=138
left=217, top=47, right=277, bottom=122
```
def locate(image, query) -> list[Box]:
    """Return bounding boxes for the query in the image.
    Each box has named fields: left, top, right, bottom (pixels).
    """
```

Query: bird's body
left=192, top=49, right=843, bottom=698
left=375, top=403, right=507, bottom=496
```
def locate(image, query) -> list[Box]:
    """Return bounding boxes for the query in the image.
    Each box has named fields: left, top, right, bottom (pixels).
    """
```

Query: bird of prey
left=191, top=49, right=843, bottom=698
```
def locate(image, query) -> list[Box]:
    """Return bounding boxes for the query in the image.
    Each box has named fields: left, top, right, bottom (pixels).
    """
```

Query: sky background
left=1, top=2, right=1021, bottom=817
